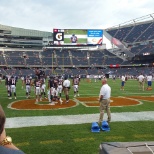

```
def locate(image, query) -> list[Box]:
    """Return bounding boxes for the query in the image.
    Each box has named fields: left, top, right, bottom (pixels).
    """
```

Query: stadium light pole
left=52, top=53, right=54, bottom=74
left=63, top=53, right=64, bottom=74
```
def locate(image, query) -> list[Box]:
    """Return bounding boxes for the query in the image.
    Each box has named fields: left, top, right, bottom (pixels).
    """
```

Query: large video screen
left=53, top=29, right=103, bottom=45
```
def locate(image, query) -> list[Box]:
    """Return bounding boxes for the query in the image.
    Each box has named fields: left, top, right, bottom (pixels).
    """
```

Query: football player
left=48, top=76, right=55, bottom=105
left=5, top=75, right=11, bottom=98
left=9, top=76, right=17, bottom=99
left=0, top=74, right=2, bottom=84
left=33, top=77, right=42, bottom=102
left=21, top=75, right=25, bottom=89
left=70, top=34, right=78, bottom=43
left=57, top=76, right=63, bottom=104
left=24, top=75, right=32, bottom=98
left=72, top=75, right=80, bottom=97
left=41, top=77, right=47, bottom=99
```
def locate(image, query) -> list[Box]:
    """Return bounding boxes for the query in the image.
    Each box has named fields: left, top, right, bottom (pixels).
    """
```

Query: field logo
left=7, top=96, right=152, bottom=110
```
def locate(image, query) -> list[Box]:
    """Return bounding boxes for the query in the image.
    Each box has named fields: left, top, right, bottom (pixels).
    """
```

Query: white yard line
left=5, top=111, right=154, bottom=128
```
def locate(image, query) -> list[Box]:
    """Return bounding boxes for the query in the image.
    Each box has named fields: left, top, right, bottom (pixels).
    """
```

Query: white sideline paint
left=5, top=111, right=154, bottom=128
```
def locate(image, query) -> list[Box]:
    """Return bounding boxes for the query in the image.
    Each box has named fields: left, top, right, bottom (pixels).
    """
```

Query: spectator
left=120, top=75, right=126, bottom=91
left=0, top=105, right=25, bottom=154
left=146, top=73, right=152, bottom=90
left=137, top=73, right=145, bottom=91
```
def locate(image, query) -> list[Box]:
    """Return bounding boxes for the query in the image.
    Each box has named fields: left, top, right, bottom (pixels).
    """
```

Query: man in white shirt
left=63, top=76, right=71, bottom=103
left=98, top=78, right=111, bottom=125
left=146, top=73, right=153, bottom=90
left=120, top=75, right=126, bottom=91
left=137, top=73, right=145, bottom=91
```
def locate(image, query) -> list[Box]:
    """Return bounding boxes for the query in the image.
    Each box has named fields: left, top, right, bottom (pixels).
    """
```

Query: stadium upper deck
left=0, top=24, right=52, bottom=49
left=0, top=13, right=154, bottom=77
left=106, top=13, right=154, bottom=44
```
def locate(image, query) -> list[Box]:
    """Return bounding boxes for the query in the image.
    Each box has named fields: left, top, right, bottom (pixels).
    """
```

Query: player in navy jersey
left=48, top=76, right=55, bottom=105
left=5, top=75, right=11, bottom=98
left=72, top=75, right=80, bottom=97
left=70, top=34, right=78, bottom=43
left=9, top=76, right=17, bottom=99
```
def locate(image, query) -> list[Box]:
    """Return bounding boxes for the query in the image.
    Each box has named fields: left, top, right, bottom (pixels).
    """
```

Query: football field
left=0, top=78, right=154, bottom=154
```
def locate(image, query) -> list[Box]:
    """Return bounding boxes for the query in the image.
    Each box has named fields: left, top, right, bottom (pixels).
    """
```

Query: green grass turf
left=64, top=29, right=87, bottom=43
left=0, top=78, right=154, bottom=154
left=64, top=29, right=87, bottom=35
left=7, top=122, right=154, bottom=154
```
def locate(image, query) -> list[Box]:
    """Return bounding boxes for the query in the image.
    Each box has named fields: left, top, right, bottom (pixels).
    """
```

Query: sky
left=0, top=0, right=154, bottom=32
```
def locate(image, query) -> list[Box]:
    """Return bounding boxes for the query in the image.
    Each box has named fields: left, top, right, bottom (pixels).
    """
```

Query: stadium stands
left=0, top=51, right=6, bottom=65
left=0, top=47, right=153, bottom=77
left=71, top=50, right=88, bottom=66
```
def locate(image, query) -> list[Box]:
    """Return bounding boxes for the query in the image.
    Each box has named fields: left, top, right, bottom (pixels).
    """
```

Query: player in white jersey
left=24, top=76, right=32, bottom=98
left=137, top=73, right=145, bottom=91
left=21, top=76, right=25, bottom=89
left=57, top=77, right=63, bottom=104
left=72, top=75, right=80, bottom=97
left=0, top=74, right=2, bottom=84
left=34, top=78, right=42, bottom=102
left=40, top=78, right=47, bottom=99
left=52, top=76, right=62, bottom=103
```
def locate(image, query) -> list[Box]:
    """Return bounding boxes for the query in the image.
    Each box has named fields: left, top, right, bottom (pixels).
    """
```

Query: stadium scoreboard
left=53, top=29, right=103, bottom=46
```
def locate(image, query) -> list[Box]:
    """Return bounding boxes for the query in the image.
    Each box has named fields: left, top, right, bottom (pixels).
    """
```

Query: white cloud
left=0, top=0, right=153, bottom=31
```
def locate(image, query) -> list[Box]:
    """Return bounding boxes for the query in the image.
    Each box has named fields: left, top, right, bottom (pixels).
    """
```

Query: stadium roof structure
left=0, top=24, right=52, bottom=49
left=105, top=13, right=154, bottom=31
left=0, top=24, right=52, bottom=37
left=104, top=13, right=154, bottom=59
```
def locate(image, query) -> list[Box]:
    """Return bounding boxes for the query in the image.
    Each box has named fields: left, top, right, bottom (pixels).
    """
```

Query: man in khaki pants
left=63, top=76, right=70, bottom=103
left=98, top=78, right=111, bottom=125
